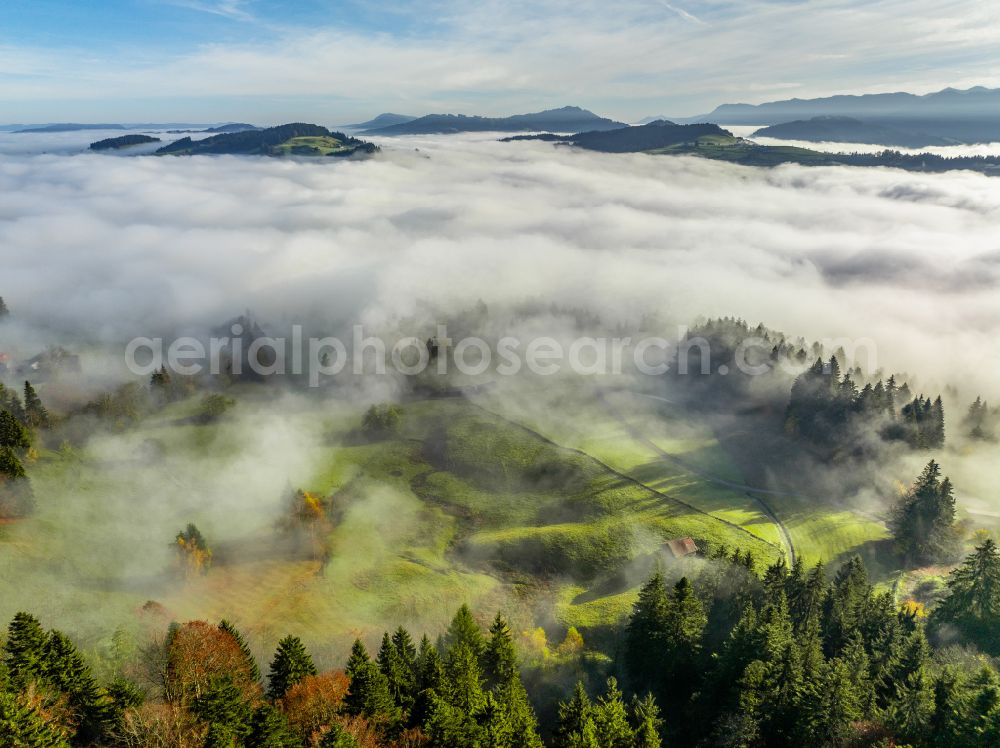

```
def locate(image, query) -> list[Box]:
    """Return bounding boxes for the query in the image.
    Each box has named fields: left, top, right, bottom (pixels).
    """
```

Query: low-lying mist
left=3, top=130, right=1000, bottom=661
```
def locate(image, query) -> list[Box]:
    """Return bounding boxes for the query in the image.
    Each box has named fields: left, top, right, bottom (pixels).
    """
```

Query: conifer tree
left=442, top=604, right=484, bottom=657
left=23, top=382, right=49, bottom=430
left=553, top=682, right=599, bottom=748
left=0, top=296, right=8, bottom=318
left=3, top=612, right=49, bottom=685
left=44, top=630, right=109, bottom=743
left=592, top=678, right=633, bottom=748
left=219, top=620, right=260, bottom=683
left=932, top=539, right=1000, bottom=653
left=377, top=630, right=415, bottom=714
left=193, top=675, right=253, bottom=740
left=411, top=635, right=445, bottom=728
left=246, top=703, right=300, bottom=747
left=0, top=688, right=70, bottom=748
left=0, top=409, right=30, bottom=450
left=344, top=639, right=397, bottom=723
left=629, top=694, right=662, bottom=748
left=890, top=461, right=960, bottom=566
left=482, top=613, right=542, bottom=748
left=266, top=635, right=316, bottom=701
left=625, top=571, right=669, bottom=694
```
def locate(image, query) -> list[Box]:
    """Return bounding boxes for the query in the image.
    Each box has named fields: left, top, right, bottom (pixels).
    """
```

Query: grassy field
left=271, top=136, right=355, bottom=157
left=0, top=382, right=892, bottom=670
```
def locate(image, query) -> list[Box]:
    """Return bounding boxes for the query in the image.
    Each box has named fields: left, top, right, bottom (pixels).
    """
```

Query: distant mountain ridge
left=16, top=123, right=126, bottom=133
left=364, top=106, right=627, bottom=135
left=344, top=113, right=416, bottom=130
left=752, top=116, right=951, bottom=148
left=679, top=86, right=1000, bottom=143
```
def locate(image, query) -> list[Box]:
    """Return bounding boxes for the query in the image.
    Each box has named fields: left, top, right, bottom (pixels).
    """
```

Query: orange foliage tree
left=163, top=621, right=260, bottom=706
left=280, top=670, right=349, bottom=745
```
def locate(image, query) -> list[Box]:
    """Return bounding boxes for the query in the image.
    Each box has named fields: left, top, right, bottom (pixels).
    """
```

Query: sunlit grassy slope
left=0, top=384, right=887, bottom=669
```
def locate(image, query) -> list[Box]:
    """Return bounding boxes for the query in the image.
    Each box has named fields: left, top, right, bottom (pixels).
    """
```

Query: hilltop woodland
left=3, top=302, right=1000, bottom=746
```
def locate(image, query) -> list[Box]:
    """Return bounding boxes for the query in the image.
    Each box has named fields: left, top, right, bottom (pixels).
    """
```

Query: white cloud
left=2, top=133, right=1000, bottom=402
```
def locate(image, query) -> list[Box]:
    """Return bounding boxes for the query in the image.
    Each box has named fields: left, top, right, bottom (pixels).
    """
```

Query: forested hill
left=506, top=120, right=1000, bottom=174
left=573, top=120, right=731, bottom=152
left=155, top=123, right=379, bottom=157
left=363, top=106, right=627, bottom=135
left=752, top=116, right=951, bottom=148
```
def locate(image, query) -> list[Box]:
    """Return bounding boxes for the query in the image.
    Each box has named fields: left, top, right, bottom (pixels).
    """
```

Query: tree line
left=5, top=533, right=1000, bottom=746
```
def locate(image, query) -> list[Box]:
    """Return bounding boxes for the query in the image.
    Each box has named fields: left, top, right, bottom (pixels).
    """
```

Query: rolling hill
left=363, top=106, right=627, bottom=135
left=89, top=134, right=161, bottom=151
left=751, top=116, right=950, bottom=148
left=154, top=123, right=378, bottom=157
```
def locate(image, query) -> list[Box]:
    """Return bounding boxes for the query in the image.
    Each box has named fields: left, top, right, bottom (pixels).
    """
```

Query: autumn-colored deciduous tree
left=164, top=621, right=261, bottom=707
left=280, top=670, right=349, bottom=744
left=174, top=524, right=213, bottom=578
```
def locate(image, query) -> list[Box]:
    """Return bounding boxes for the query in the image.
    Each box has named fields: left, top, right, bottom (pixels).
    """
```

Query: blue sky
left=3, top=0, right=999, bottom=124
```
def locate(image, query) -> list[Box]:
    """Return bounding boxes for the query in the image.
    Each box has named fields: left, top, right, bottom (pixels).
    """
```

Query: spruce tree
left=592, top=678, right=633, bottom=748
left=0, top=296, right=8, bottom=318
left=266, top=635, right=316, bottom=701
left=890, top=461, right=960, bottom=566
left=553, top=682, right=599, bottom=748
left=3, top=612, right=49, bottom=684
left=219, top=619, right=260, bottom=683
left=23, top=383, right=49, bottom=430
left=377, top=630, right=414, bottom=714
left=482, top=613, right=542, bottom=748
left=44, top=630, right=109, bottom=743
left=932, top=539, right=1000, bottom=653
left=411, top=635, right=445, bottom=727
left=344, top=639, right=397, bottom=723
left=443, top=604, right=484, bottom=657
left=625, top=571, right=669, bottom=695
left=0, top=688, right=70, bottom=748
left=629, top=694, right=662, bottom=748
left=192, top=675, right=253, bottom=739
left=246, top=703, right=299, bottom=747
left=0, top=409, right=30, bottom=450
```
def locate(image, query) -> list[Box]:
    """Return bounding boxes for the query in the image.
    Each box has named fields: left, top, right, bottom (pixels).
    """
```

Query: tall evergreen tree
left=553, top=682, right=599, bottom=748
left=43, top=630, right=109, bottom=743
left=344, top=639, right=396, bottom=723
left=442, top=604, right=484, bottom=657
left=266, top=635, right=316, bottom=701
left=377, top=630, right=414, bottom=714
left=889, top=461, right=960, bottom=566
left=3, top=612, right=49, bottom=685
left=22, top=383, right=49, bottom=430
left=0, top=409, right=30, bottom=450
left=592, top=678, right=633, bottom=748
left=932, top=539, right=1000, bottom=653
left=219, top=620, right=260, bottom=683
left=624, top=571, right=669, bottom=695
left=482, top=613, right=542, bottom=748
left=629, top=694, right=662, bottom=748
